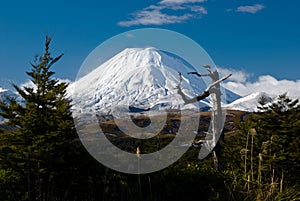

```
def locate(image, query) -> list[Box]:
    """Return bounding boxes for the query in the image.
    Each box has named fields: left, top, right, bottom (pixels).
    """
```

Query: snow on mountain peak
left=70, top=47, right=212, bottom=114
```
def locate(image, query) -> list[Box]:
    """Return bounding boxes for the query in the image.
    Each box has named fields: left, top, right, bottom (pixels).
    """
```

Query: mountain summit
left=70, top=47, right=240, bottom=114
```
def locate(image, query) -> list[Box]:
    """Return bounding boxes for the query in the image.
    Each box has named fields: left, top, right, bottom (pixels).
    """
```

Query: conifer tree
left=222, top=93, right=300, bottom=200
left=255, top=93, right=300, bottom=182
left=0, top=36, right=78, bottom=200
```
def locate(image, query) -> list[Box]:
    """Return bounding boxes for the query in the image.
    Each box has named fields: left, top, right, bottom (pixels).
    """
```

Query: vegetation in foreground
left=0, top=37, right=299, bottom=201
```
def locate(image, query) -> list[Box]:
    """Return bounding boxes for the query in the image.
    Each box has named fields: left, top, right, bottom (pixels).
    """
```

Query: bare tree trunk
left=177, top=69, right=230, bottom=171
left=209, top=70, right=223, bottom=171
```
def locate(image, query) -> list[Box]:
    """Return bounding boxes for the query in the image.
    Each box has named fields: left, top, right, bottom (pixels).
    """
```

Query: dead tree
left=177, top=65, right=231, bottom=171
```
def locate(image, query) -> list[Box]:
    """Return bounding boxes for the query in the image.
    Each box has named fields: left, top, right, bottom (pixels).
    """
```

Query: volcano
left=70, top=47, right=239, bottom=114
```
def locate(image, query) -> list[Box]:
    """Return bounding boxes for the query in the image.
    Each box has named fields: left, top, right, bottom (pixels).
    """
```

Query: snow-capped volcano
left=70, top=47, right=239, bottom=114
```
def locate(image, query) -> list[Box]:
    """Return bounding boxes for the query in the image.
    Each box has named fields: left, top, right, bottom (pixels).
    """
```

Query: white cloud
left=118, top=9, right=192, bottom=27
left=219, top=68, right=300, bottom=98
left=20, top=78, right=72, bottom=92
left=20, top=80, right=36, bottom=91
left=57, top=78, right=72, bottom=85
left=190, top=6, right=207, bottom=14
left=218, top=67, right=251, bottom=83
left=0, top=87, right=8, bottom=93
left=118, top=0, right=207, bottom=27
left=236, top=4, right=265, bottom=14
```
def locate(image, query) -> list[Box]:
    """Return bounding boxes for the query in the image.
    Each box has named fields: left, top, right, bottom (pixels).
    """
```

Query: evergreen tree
left=0, top=36, right=79, bottom=200
left=222, top=93, right=300, bottom=200
left=255, top=93, right=300, bottom=182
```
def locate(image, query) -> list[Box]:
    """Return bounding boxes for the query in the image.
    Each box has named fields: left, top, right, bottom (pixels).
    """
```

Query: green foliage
left=222, top=93, right=300, bottom=200
left=1, top=36, right=299, bottom=200
left=255, top=93, right=300, bottom=182
left=0, top=36, right=84, bottom=200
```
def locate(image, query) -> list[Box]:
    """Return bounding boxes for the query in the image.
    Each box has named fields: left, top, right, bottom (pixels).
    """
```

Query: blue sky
left=1, top=0, right=300, bottom=96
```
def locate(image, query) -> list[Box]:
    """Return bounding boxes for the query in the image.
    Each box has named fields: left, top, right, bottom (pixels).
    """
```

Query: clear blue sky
left=1, top=0, right=299, bottom=88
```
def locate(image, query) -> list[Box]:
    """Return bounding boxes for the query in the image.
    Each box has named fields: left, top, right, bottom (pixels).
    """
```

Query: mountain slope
left=224, top=92, right=273, bottom=112
left=1, top=47, right=244, bottom=120
left=70, top=47, right=230, bottom=114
